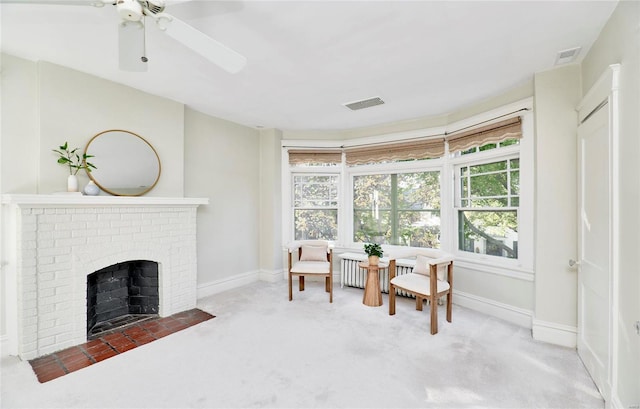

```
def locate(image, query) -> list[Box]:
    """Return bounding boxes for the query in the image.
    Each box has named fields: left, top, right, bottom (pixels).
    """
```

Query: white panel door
left=577, top=103, right=611, bottom=401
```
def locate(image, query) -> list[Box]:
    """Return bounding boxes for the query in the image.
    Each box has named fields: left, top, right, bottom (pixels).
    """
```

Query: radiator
left=339, top=253, right=414, bottom=297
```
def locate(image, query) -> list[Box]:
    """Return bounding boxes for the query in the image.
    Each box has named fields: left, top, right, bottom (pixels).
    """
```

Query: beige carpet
left=1, top=280, right=603, bottom=408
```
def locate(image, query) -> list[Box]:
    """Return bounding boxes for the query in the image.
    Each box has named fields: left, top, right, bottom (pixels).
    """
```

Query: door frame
left=575, top=64, right=620, bottom=403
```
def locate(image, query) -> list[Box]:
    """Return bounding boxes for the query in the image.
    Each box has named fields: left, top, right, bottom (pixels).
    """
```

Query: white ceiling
left=0, top=1, right=617, bottom=131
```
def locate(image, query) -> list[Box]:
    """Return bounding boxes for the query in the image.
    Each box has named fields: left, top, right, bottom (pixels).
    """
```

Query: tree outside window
left=353, top=171, right=440, bottom=247
left=457, top=157, right=519, bottom=258
left=293, top=174, right=338, bottom=240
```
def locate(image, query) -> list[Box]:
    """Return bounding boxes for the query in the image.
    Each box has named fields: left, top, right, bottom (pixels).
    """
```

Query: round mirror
left=85, top=130, right=161, bottom=196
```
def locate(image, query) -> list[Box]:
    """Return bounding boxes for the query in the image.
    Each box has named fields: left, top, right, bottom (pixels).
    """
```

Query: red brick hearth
left=29, top=309, right=214, bottom=383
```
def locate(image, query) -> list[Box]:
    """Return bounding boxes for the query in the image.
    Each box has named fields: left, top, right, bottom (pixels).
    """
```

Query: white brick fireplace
left=1, top=195, right=208, bottom=360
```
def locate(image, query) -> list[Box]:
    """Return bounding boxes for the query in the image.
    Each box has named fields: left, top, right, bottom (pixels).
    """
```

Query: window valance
left=446, top=117, right=522, bottom=153
left=288, top=150, right=342, bottom=165
left=344, top=138, right=445, bottom=166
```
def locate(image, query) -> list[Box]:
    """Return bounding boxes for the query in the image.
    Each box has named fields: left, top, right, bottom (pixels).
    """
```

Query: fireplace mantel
left=1, top=194, right=208, bottom=359
left=2, top=194, right=208, bottom=207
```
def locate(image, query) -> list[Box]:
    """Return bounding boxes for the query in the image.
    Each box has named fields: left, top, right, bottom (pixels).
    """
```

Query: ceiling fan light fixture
left=117, top=0, right=143, bottom=22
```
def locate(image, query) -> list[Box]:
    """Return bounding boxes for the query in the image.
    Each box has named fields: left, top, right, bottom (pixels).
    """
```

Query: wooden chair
left=287, top=240, right=333, bottom=302
left=387, top=248, right=454, bottom=334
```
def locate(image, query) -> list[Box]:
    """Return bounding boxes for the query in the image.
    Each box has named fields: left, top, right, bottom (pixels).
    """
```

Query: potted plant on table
left=364, top=243, right=383, bottom=266
left=53, top=142, right=97, bottom=192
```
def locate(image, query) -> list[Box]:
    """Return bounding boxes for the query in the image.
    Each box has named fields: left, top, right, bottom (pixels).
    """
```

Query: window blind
left=288, top=150, right=342, bottom=165
left=344, top=138, right=445, bottom=166
left=446, top=117, right=522, bottom=153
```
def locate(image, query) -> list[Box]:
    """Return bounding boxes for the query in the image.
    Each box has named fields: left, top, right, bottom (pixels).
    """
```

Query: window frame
left=348, top=159, right=443, bottom=248
left=452, top=146, right=521, bottom=261
left=289, top=168, right=341, bottom=242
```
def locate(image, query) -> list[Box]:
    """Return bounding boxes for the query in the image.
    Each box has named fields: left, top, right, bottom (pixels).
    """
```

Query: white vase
left=83, top=180, right=100, bottom=196
left=67, top=174, right=79, bottom=192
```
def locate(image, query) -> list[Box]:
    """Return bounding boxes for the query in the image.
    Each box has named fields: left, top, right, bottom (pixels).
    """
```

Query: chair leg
left=288, top=272, right=293, bottom=301
left=389, top=284, right=396, bottom=315
left=430, top=295, right=438, bottom=335
left=446, top=290, right=452, bottom=323
left=328, top=275, right=333, bottom=303
left=325, top=276, right=330, bottom=293
left=299, top=275, right=305, bottom=291
left=416, top=296, right=423, bottom=311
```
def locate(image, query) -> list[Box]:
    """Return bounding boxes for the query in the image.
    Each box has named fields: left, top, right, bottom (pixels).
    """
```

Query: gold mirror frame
left=85, top=129, right=161, bottom=196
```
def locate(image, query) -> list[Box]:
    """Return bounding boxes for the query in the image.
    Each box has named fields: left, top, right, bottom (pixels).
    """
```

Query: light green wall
left=1, top=54, right=39, bottom=194
left=36, top=61, right=184, bottom=196
left=454, top=267, right=533, bottom=311
left=258, top=128, right=283, bottom=276
left=183, top=108, right=261, bottom=285
left=0, top=55, right=185, bottom=196
left=532, top=64, right=582, bottom=328
left=581, top=0, right=640, bottom=405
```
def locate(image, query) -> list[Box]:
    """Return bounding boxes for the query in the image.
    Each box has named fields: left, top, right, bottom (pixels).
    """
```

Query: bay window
left=284, top=103, right=532, bottom=273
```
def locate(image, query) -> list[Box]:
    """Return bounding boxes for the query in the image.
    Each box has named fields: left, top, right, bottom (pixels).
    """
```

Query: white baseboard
left=197, top=270, right=260, bottom=299
left=197, top=269, right=287, bottom=299
left=454, top=290, right=533, bottom=329
left=532, top=318, right=577, bottom=348
left=259, top=269, right=285, bottom=283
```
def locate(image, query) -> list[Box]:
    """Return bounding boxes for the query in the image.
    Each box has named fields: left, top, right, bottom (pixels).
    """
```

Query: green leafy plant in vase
left=364, top=243, right=383, bottom=266
left=53, top=142, right=96, bottom=192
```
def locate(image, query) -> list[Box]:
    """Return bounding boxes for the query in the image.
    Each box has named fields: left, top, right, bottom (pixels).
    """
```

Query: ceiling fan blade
left=118, top=21, right=148, bottom=72
left=160, top=15, right=246, bottom=74
left=0, top=0, right=109, bottom=6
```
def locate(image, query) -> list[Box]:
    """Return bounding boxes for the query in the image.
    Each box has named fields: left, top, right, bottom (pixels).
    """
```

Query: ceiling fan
left=1, top=0, right=247, bottom=73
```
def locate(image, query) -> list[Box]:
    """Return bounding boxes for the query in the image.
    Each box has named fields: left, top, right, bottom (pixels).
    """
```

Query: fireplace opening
left=87, top=260, right=159, bottom=339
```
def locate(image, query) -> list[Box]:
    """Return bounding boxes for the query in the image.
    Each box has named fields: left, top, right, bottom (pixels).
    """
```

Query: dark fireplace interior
left=87, top=260, right=159, bottom=339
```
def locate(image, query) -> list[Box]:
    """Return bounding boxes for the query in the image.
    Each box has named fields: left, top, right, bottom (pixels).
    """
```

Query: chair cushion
left=290, top=261, right=331, bottom=274
left=390, top=273, right=450, bottom=296
left=413, top=255, right=446, bottom=281
left=300, top=245, right=328, bottom=261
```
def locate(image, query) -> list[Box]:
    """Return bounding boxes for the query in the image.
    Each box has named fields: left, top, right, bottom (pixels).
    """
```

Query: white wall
left=183, top=108, right=261, bottom=295
left=581, top=1, right=640, bottom=406
left=532, top=64, right=582, bottom=344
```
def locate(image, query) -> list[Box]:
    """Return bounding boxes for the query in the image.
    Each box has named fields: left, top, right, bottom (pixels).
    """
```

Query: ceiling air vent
left=343, top=96, right=385, bottom=111
left=555, top=47, right=582, bottom=65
